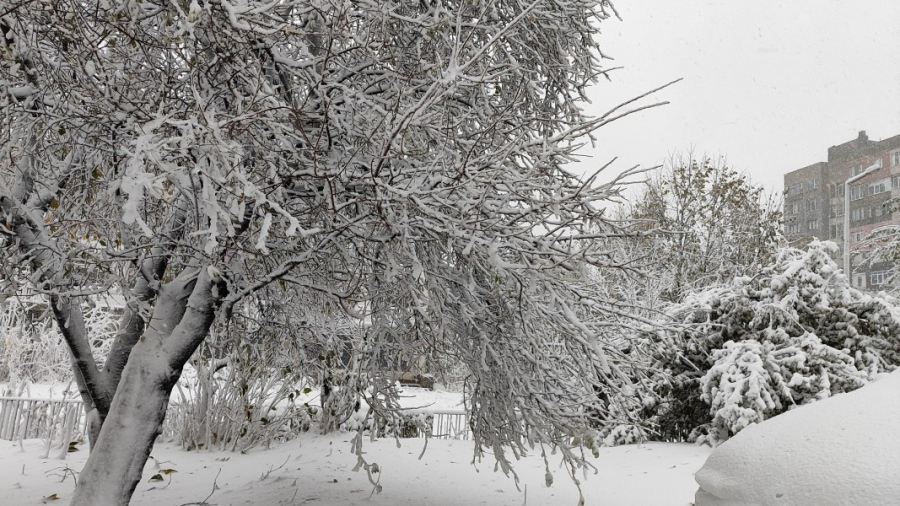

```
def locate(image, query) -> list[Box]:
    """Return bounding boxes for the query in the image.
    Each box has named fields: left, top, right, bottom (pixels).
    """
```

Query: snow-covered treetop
left=665, top=240, right=900, bottom=359
left=0, top=0, right=652, bottom=295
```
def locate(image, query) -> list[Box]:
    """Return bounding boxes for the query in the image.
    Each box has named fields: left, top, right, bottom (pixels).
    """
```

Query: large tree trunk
left=70, top=347, right=178, bottom=505
left=70, top=267, right=224, bottom=506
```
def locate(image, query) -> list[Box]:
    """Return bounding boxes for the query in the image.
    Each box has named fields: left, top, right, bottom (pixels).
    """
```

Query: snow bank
left=694, top=370, right=900, bottom=505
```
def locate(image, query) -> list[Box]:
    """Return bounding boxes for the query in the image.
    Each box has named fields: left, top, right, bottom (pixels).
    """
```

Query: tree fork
left=70, top=267, right=225, bottom=506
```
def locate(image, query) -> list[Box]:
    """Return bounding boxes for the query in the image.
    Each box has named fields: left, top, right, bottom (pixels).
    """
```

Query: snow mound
left=694, top=369, right=900, bottom=505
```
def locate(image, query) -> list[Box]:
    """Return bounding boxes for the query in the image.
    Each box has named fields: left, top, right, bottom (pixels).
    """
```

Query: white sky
left=574, top=1, right=900, bottom=196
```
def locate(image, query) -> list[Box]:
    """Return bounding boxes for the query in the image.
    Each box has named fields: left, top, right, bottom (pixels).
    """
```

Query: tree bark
left=69, top=348, right=178, bottom=505
left=70, top=268, right=224, bottom=506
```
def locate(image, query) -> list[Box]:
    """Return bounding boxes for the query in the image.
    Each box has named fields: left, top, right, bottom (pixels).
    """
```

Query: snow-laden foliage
left=860, top=222, right=900, bottom=293
left=644, top=240, right=900, bottom=445
left=0, top=0, right=669, bottom=502
left=0, top=292, right=121, bottom=383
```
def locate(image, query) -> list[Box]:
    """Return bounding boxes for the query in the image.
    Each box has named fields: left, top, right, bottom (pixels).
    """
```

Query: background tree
left=0, top=1, right=672, bottom=504
left=626, top=152, right=784, bottom=302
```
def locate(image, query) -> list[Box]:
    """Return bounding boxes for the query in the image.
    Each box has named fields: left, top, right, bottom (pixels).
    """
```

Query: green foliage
left=643, top=240, right=900, bottom=444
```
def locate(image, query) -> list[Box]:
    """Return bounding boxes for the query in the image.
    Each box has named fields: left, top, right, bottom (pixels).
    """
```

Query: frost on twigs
left=1, top=0, right=666, bottom=502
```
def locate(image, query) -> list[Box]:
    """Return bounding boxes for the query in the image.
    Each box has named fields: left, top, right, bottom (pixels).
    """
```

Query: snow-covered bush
left=166, top=354, right=317, bottom=452
left=646, top=240, right=900, bottom=444
left=342, top=402, right=434, bottom=439
left=592, top=379, right=655, bottom=446
left=165, top=288, right=377, bottom=451
left=601, top=423, right=648, bottom=447
left=0, top=293, right=120, bottom=384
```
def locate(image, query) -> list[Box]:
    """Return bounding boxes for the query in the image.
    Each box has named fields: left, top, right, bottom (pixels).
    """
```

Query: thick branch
left=144, top=267, right=200, bottom=341
left=162, top=266, right=227, bottom=369
left=49, top=295, right=111, bottom=414
left=103, top=207, right=186, bottom=392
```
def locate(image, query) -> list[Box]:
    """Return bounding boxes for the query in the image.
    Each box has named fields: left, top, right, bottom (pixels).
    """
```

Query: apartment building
left=784, top=130, right=900, bottom=289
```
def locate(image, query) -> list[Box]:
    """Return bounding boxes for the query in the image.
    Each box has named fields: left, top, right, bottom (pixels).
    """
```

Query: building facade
left=784, top=130, right=900, bottom=289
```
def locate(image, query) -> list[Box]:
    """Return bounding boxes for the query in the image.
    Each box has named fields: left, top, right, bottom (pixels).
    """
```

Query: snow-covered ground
left=0, top=381, right=80, bottom=400
left=1, top=435, right=709, bottom=506
left=1, top=380, right=710, bottom=504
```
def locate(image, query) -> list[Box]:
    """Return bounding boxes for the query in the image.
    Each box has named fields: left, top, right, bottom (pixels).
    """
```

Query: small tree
left=646, top=241, right=900, bottom=444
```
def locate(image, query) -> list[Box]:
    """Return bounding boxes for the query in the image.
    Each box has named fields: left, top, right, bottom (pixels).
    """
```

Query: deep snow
left=695, top=369, right=900, bottom=505
left=1, top=434, right=709, bottom=505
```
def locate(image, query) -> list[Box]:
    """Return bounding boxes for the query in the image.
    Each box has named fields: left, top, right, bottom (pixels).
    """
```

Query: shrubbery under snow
left=643, top=240, right=900, bottom=445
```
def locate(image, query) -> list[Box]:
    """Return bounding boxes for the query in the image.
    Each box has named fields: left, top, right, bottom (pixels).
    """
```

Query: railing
left=0, top=396, right=471, bottom=442
left=0, top=397, right=87, bottom=441
left=426, top=410, right=471, bottom=440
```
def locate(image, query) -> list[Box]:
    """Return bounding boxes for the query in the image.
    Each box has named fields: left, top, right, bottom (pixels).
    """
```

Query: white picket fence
left=418, top=409, right=471, bottom=440
left=0, top=397, right=87, bottom=441
left=0, top=396, right=470, bottom=442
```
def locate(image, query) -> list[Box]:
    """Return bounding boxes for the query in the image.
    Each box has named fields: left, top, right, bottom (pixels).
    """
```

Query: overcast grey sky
left=574, top=1, right=900, bottom=196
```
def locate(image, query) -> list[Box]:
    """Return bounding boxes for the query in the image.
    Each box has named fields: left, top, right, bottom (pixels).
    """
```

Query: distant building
left=784, top=130, right=900, bottom=289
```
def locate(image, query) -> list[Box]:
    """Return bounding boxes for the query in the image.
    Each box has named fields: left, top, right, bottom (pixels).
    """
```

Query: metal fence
left=425, top=410, right=471, bottom=440
left=0, top=396, right=470, bottom=442
left=0, top=397, right=87, bottom=441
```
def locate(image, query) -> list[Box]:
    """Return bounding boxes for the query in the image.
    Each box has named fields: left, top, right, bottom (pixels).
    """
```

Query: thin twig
left=259, top=455, right=290, bottom=481
left=178, top=467, right=221, bottom=506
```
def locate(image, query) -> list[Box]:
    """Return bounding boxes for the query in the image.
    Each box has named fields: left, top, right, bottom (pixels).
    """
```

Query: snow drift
left=694, top=369, right=900, bottom=505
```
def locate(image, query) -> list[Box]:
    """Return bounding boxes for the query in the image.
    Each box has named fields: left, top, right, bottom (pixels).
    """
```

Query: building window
left=807, top=219, right=819, bottom=231
left=785, top=202, right=800, bottom=214
left=850, top=185, right=864, bottom=201
left=807, top=198, right=818, bottom=211
left=892, top=175, right=900, bottom=189
left=892, top=150, right=900, bottom=167
left=871, top=271, right=889, bottom=286
left=787, top=183, right=803, bottom=196
left=869, top=181, right=887, bottom=196
left=787, top=224, right=800, bottom=235
left=853, top=231, right=863, bottom=242
left=851, top=164, right=864, bottom=177
left=838, top=183, right=845, bottom=196
left=851, top=208, right=863, bottom=222
left=808, top=179, right=819, bottom=190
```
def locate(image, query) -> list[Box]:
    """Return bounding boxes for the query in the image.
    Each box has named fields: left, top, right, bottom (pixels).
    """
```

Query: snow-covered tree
left=625, top=153, right=783, bottom=301
left=859, top=223, right=900, bottom=292
left=644, top=241, right=900, bottom=444
left=0, top=1, right=672, bottom=503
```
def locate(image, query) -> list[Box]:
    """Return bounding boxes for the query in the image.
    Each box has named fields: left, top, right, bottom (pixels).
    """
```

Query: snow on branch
left=0, top=0, right=670, bottom=486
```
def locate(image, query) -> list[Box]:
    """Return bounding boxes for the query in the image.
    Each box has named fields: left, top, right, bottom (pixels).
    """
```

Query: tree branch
left=162, top=266, right=227, bottom=370
left=49, top=295, right=111, bottom=415
left=103, top=205, right=187, bottom=392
